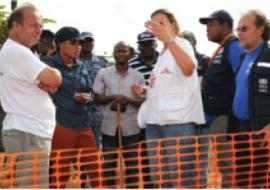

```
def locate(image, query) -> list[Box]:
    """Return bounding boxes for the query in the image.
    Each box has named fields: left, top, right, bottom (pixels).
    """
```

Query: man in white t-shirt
left=0, top=3, right=61, bottom=188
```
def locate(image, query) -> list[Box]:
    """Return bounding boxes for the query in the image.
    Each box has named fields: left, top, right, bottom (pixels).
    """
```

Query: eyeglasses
left=236, top=26, right=249, bottom=33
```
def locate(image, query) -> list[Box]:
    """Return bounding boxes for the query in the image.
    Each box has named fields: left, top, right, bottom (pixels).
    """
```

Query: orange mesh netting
left=0, top=131, right=270, bottom=188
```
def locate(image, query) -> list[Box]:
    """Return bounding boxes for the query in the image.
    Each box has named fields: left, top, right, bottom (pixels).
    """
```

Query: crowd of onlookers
left=0, top=2, right=270, bottom=189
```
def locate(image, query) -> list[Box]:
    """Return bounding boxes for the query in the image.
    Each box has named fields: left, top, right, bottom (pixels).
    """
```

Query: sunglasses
left=236, top=26, right=249, bottom=33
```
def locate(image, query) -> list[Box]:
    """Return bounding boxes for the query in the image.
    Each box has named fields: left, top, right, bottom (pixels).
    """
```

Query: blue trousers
left=145, top=123, right=199, bottom=188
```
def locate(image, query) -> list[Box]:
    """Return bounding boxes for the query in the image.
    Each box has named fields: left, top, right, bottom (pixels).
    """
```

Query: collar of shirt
left=53, top=53, right=80, bottom=69
left=114, top=64, right=131, bottom=76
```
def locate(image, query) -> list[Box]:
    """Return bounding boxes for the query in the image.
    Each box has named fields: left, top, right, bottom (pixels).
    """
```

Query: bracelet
left=165, top=35, right=175, bottom=45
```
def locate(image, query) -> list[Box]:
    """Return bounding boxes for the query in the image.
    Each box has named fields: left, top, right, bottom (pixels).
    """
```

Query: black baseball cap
left=199, top=9, right=233, bottom=25
left=54, top=26, right=82, bottom=44
left=40, top=29, right=54, bottom=39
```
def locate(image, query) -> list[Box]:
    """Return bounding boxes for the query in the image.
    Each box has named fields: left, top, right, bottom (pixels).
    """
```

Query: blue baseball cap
left=199, top=9, right=233, bottom=25
left=137, top=31, right=156, bottom=43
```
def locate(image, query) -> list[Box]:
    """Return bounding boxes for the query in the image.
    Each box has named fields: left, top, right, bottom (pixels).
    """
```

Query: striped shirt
left=128, top=53, right=158, bottom=83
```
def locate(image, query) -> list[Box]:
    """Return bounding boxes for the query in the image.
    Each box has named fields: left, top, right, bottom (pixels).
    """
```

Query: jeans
left=145, top=123, right=198, bottom=188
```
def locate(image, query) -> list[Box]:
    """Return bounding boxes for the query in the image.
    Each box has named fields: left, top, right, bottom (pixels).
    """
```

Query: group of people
left=1, top=2, right=270, bottom=189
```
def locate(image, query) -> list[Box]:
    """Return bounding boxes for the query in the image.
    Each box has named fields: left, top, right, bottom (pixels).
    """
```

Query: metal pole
left=11, top=0, right=17, bottom=11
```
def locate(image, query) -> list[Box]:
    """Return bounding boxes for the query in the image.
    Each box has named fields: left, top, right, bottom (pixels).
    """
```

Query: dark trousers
left=229, top=115, right=269, bottom=188
left=0, top=105, right=5, bottom=152
left=101, top=130, right=141, bottom=188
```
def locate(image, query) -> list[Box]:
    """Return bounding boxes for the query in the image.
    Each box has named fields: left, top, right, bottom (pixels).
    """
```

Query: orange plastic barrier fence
left=0, top=131, right=270, bottom=188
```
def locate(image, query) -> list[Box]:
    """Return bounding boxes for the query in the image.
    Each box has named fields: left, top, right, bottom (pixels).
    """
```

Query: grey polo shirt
left=93, top=65, right=145, bottom=136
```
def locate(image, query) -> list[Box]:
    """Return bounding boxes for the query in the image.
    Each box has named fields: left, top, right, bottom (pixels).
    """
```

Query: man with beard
left=93, top=41, right=145, bottom=188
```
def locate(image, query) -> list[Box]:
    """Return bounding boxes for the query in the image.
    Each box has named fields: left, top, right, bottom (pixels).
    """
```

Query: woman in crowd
left=133, top=8, right=205, bottom=188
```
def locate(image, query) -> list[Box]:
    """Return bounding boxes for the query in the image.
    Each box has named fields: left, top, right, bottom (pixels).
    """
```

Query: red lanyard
left=201, top=33, right=234, bottom=88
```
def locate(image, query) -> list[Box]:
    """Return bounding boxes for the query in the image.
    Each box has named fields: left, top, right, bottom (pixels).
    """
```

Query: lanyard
left=201, top=33, right=234, bottom=88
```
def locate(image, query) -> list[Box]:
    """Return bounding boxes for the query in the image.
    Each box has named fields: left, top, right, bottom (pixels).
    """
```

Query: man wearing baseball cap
left=129, top=31, right=159, bottom=82
left=78, top=31, right=107, bottom=151
left=199, top=10, right=244, bottom=187
left=128, top=31, right=159, bottom=188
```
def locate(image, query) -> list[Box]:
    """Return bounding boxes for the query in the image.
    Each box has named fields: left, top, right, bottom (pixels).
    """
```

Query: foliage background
left=0, top=5, right=8, bottom=46
left=0, top=4, right=56, bottom=46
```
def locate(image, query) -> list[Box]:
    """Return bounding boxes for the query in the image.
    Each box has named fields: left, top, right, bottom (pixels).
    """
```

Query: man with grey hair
left=0, top=3, right=62, bottom=188
left=230, top=9, right=270, bottom=188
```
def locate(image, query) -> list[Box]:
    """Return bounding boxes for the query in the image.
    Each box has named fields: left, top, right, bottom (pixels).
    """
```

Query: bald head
left=113, top=41, right=130, bottom=65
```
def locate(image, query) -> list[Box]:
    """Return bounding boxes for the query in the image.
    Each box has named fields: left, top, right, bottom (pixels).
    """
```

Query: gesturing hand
left=145, top=20, right=172, bottom=45
left=73, top=92, right=92, bottom=104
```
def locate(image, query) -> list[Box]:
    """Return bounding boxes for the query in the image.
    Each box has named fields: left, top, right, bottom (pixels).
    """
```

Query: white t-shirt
left=144, top=37, right=205, bottom=125
left=0, top=39, right=56, bottom=139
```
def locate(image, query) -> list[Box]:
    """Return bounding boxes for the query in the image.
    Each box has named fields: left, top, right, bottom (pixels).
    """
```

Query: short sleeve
left=10, top=49, right=46, bottom=82
left=227, top=41, right=245, bottom=73
left=93, top=68, right=106, bottom=94
left=176, top=38, right=198, bottom=67
left=137, top=72, right=146, bottom=85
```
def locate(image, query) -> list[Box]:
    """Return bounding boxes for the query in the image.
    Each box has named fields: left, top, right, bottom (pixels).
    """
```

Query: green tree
left=0, top=5, right=8, bottom=46
left=0, top=4, right=56, bottom=46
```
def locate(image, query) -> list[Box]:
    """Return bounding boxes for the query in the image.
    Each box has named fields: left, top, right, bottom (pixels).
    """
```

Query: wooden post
left=117, top=103, right=125, bottom=188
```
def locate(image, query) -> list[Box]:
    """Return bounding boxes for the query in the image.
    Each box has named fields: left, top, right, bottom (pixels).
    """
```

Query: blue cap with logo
left=199, top=9, right=233, bottom=25
left=137, top=31, right=156, bottom=43
left=81, top=31, right=94, bottom=40
left=54, top=26, right=82, bottom=44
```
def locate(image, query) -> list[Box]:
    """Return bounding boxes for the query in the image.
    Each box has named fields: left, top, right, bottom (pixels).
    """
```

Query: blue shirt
left=78, top=54, right=107, bottom=83
left=78, top=54, right=107, bottom=128
left=227, top=40, right=245, bottom=72
left=45, top=54, right=93, bottom=129
left=233, top=42, right=264, bottom=121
